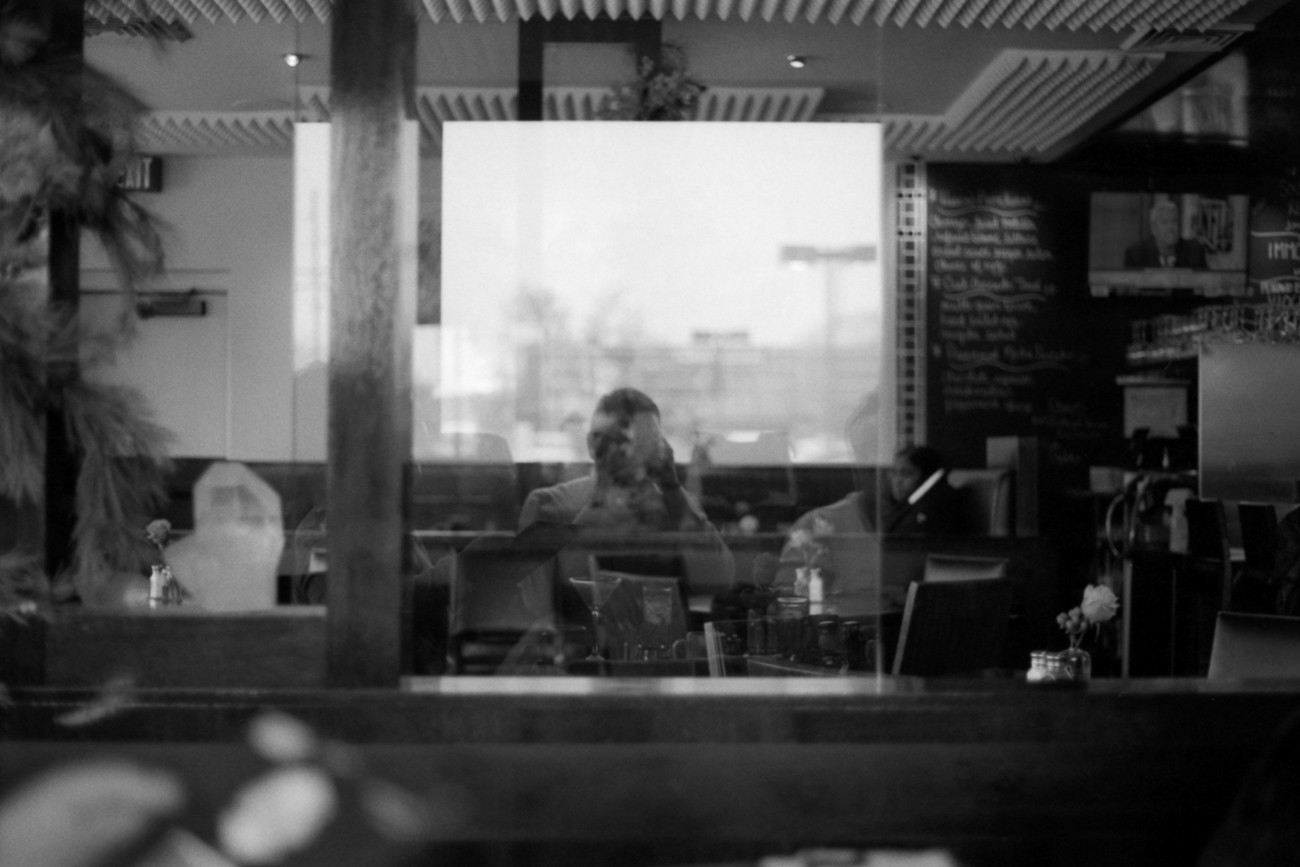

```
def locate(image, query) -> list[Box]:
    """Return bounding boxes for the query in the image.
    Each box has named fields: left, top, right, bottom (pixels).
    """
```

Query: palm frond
left=0, top=375, right=44, bottom=502
left=62, top=379, right=174, bottom=464
left=0, top=25, right=165, bottom=324
left=61, top=380, right=172, bottom=591
left=0, top=2, right=175, bottom=602
left=0, top=290, right=50, bottom=501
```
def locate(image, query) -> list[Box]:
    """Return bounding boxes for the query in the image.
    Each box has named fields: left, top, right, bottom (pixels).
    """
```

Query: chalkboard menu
left=924, top=165, right=1123, bottom=478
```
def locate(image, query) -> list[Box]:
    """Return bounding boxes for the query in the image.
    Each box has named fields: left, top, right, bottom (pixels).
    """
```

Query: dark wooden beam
left=518, top=16, right=662, bottom=121
left=5, top=683, right=1296, bottom=867
left=43, top=0, right=85, bottom=589
left=42, top=609, right=327, bottom=689
left=326, top=0, right=418, bottom=687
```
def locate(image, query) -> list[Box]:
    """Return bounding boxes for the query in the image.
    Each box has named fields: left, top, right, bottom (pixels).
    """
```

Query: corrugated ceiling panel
left=1040, top=0, right=1090, bottom=27
left=86, top=0, right=1253, bottom=27
left=136, top=111, right=295, bottom=151
left=822, top=48, right=1159, bottom=155
left=1060, top=0, right=1114, bottom=28
left=934, top=50, right=1160, bottom=152
left=135, top=51, right=1151, bottom=160
left=132, top=86, right=823, bottom=152
left=133, top=54, right=1144, bottom=158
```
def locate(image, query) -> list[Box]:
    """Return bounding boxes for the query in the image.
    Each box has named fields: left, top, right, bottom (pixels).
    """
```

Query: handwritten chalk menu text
left=924, top=166, right=1122, bottom=476
left=931, top=194, right=1060, bottom=415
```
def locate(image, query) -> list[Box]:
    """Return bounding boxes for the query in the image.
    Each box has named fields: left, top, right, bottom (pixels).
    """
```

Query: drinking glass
left=773, top=596, right=810, bottom=661
left=570, top=574, right=623, bottom=660
left=641, top=584, right=675, bottom=660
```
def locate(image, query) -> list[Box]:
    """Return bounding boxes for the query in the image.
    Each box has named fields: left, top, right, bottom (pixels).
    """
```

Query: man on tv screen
left=1124, top=200, right=1208, bottom=269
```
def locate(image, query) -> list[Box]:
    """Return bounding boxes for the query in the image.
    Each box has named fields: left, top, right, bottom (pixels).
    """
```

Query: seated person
left=882, top=445, right=960, bottom=536
left=775, top=445, right=958, bottom=591
left=520, top=387, right=735, bottom=590
left=1123, top=200, right=1208, bottom=270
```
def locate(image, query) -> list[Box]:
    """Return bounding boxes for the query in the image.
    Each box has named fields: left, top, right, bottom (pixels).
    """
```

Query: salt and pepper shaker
left=807, top=568, right=825, bottom=603
left=148, top=564, right=167, bottom=608
left=149, top=564, right=182, bottom=608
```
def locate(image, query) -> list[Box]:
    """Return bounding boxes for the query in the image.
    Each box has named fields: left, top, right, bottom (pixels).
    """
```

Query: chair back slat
left=1238, top=503, right=1280, bottom=572
left=892, top=577, right=1014, bottom=677
left=923, top=554, right=1009, bottom=583
left=1184, top=498, right=1233, bottom=611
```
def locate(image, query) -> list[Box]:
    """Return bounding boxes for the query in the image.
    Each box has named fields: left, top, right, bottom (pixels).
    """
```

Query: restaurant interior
left=5, top=0, right=1300, bottom=864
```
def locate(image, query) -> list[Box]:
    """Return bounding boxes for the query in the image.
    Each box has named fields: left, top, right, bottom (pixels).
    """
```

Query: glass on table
left=569, top=573, right=623, bottom=661
left=773, top=596, right=810, bottom=661
left=746, top=608, right=770, bottom=655
left=640, top=583, right=676, bottom=659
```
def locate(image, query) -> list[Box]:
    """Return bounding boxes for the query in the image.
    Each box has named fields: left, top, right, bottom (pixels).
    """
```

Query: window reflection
left=1119, top=53, right=1250, bottom=143
left=424, top=122, right=887, bottom=675
left=433, top=122, right=884, bottom=465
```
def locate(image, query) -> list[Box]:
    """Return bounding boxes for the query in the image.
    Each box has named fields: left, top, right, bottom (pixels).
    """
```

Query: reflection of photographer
left=582, top=408, right=701, bottom=532
left=1124, top=200, right=1208, bottom=269
left=518, top=387, right=735, bottom=586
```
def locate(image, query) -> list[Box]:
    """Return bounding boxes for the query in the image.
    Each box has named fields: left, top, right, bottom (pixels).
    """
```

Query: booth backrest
left=923, top=553, right=1009, bottom=582
left=1207, top=612, right=1300, bottom=680
left=947, top=468, right=1015, bottom=537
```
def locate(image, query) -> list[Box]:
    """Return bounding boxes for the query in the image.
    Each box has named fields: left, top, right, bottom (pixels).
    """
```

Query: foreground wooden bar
left=3, top=679, right=1298, bottom=867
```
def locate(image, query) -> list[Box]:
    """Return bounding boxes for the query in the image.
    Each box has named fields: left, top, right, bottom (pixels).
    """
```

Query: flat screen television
left=1088, top=191, right=1249, bottom=296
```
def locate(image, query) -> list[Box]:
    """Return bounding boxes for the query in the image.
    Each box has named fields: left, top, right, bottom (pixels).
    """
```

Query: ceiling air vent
left=1122, top=27, right=1246, bottom=53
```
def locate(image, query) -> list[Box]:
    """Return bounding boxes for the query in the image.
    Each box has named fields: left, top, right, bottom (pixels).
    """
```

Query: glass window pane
left=428, top=122, right=886, bottom=675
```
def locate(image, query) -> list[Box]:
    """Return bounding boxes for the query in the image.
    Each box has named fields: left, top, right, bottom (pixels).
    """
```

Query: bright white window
left=427, top=122, right=885, bottom=466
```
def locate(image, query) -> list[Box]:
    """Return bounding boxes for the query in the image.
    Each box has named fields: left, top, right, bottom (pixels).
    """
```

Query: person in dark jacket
left=883, top=445, right=961, bottom=536
left=1123, top=200, right=1208, bottom=269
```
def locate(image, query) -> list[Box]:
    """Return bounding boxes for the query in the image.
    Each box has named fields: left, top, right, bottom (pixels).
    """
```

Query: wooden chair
left=1207, top=612, right=1300, bottom=680
left=1235, top=502, right=1281, bottom=613
left=946, top=468, right=1015, bottom=537
left=1182, top=498, right=1235, bottom=673
left=923, top=553, right=1009, bottom=583
left=446, top=523, right=579, bottom=673
left=1238, top=502, right=1280, bottom=573
left=589, top=570, right=690, bottom=658
left=1184, top=498, right=1233, bottom=609
left=891, top=577, right=1014, bottom=677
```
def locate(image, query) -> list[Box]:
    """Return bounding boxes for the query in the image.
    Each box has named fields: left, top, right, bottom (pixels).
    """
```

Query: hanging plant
left=1, top=1, right=172, bottom=607
left=597, top=43, right=706, bottom=122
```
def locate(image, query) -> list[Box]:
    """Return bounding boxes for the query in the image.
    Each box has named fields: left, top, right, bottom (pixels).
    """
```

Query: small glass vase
left=1060, top=635, right=1092, bottom=681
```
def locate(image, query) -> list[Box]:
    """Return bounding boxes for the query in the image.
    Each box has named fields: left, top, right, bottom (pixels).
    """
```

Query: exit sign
left=118, top=155, right=163, bottom=192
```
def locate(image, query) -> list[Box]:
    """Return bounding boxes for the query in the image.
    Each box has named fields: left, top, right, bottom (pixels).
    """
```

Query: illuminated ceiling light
left=787, top=55, right=807, bottom=69
left=283, top=52, right=306, bottom=68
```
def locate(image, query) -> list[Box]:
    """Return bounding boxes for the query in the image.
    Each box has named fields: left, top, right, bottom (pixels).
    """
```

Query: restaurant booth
left=5, top=1, right=1300, bottom=865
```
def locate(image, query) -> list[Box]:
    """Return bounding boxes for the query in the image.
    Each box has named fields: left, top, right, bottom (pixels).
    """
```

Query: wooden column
left=327, top=0, right=417, bottom=687
left=44, top=0, right=84, bottom=587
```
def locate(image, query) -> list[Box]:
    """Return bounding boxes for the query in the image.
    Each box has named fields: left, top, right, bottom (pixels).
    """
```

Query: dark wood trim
left=43, top=0, right=85, bottom=584
left=5, top=683, right=1299, bottom=867
left=517, top=15, right=662, bottom=121
left=38, top=609, right=327, bottom=689
left=8, top=679, right=1300, bottom=743
left=326, top=0, right=418, bottom=688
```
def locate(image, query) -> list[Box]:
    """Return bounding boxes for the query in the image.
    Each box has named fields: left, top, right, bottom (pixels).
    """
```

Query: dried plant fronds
left=0, top=3, right=174, bottom=604
left=597, top=43, right=706, bottom=122
left=0, top=10, right=166, bottom=319
left=62, top=380, right=172, bottom=594
left=0, top=378, right=43, bottom=502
